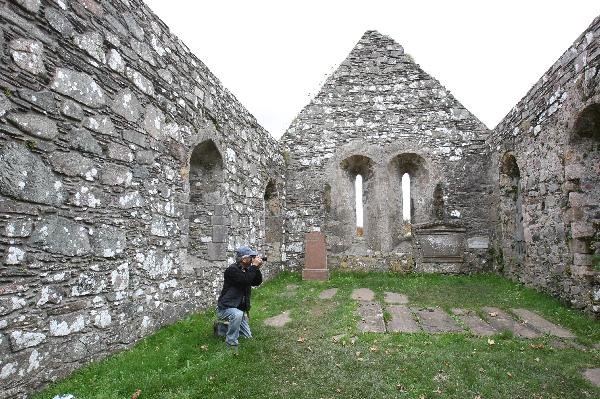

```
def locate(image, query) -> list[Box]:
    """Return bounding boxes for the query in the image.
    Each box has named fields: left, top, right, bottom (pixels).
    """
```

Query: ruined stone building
left=0, top=0, right=598, bottom=397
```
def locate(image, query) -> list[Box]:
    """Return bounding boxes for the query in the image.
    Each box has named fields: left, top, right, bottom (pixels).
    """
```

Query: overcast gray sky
left=144, top=0, right=600, bottom=139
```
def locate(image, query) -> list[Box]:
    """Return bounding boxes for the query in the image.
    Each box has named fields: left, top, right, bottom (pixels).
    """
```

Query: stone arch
left=336, top=154, right=376, bottom=247
left=572, top=103, right=600, bottom=141
left=263, top=179, right=283, bottom=269
left=388, top=153, right=429, bottom=245
left=566, top=103, right=600, bottom=276
left=187, top=139, right=228, bottom=260
left=499, top=152, right=525, bottom=276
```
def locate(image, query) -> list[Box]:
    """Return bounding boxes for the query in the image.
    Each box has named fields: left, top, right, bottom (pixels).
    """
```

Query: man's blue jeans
left=217, top=307, right=252, bottom=346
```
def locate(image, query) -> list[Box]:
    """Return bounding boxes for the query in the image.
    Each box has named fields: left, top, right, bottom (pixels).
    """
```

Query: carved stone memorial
left=302, top=231, right=329, bottom=281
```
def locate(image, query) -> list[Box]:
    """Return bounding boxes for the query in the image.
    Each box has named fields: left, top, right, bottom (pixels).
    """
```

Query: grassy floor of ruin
left=35, top=272, right=600, bottom=399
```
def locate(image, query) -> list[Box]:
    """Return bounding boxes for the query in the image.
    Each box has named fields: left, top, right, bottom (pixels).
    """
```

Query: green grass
left=35, top=272, right=600, bottom=399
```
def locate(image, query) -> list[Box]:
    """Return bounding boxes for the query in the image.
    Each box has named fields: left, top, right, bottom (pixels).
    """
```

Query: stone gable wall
left=281, top=31, right=495, bottom=273
left=0, top=0, right=284, bottom=396
left=490, top=16, right=600, bottom=313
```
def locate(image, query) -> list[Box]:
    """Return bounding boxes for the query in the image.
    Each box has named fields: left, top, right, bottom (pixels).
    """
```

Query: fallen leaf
left=336, top=388, right=342, bottom=393
left=332, top=335, right=344, bottom=342
left=297, top=336, right=305, bottom=343
left=131, top=390, right=141, bottom=399
left=396, top=383, right=406, bottom=392
left=535, top=357, right=540, bottom=362
left=200, top=344, right=208, bottom=351
left=530, top=343, right=544, bottom=350
left=488, top=312, right=498, bottom=317
left=487, top=339, right=496, bottom=345
left=369, top=346, right=379, bottom=352
left=507, top=372, right=513, bottom=378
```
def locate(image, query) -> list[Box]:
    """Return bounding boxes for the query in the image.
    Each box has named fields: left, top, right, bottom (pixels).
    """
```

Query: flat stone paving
left=357, top=301, right=386, bottom=332
left=264, top=311, right=292, bottom=327
left=280, top=284, right=299, bottom=297
left=412, top=307, right=462, bottom=333
left=319, top=288, right=338, bottom=299
left=511, top=308, right=575, bottom=338
left=384, top=292, right=408, bottom=304
left=452, top=308, right=497, bottom=336
left=387, top=305, right=421, bottom=333
left=483, top=307, right=540, bottom=339
left=347, top=289, right=577, bottom=339
left=583, top=368, right=600, bottom=387
left=351, top=288, right=375, bottom=301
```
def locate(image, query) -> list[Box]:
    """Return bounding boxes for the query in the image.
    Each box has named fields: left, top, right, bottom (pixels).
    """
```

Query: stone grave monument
left=302, top=231, right=329, bottom=281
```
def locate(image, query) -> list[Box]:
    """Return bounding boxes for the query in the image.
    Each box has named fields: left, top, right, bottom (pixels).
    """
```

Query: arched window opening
left=573, top=103, right=600, bottom=141
left=499, top=153, right=524, bottom=273
left=388, top=153, right=428, bottom=231
left=570, top=104, right=600, bottom=276
left=263, top=180, right=282, bottom=268
left=188, top=140, right=226, bottom=260
left=355, top=174, right=364, bottom=236
left=402, top=173, right=411, bottom=222
left=340, top=155, right=374, bottom=241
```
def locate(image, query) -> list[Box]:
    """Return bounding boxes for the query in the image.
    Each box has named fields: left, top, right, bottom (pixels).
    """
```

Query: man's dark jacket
left=217, top=261, right=263, bottom=311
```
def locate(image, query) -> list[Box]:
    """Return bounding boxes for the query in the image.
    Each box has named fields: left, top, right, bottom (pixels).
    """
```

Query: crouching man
left=216, top=246, right=263, bottom=351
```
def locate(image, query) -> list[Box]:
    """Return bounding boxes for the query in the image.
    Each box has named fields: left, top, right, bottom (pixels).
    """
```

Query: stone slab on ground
left=352, top=288, right=375, bottom=301
left=412, top=307, right=462, bottom=333
left=384, top=292, right=408, bottom=304
left=452, top=308, right=496, bottom=336
left=280, top=284, right=299, bottom=297
left=264, top=311, right=292, bottom=327
left=387, top=305, right=421, bottom=333
left=483, top=307, right=540, bottom=339
left=583, top=368, right=600, bottom=387
left=357, top=301, right=386, bottom=333
left=319, top=288, right=338, bottom=299
left=511, top=308, right=575, bottom=338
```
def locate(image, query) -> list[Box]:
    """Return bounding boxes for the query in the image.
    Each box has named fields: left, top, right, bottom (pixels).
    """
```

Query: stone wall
left=490, top=16, right=600, bottom=313
left=0, top=0, right=284, bottom=396
left=281, top=31, right=494, bottom=273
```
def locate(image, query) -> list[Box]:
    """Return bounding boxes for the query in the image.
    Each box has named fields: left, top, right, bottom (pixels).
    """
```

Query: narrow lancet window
left=402, top=173, right=411, bottom=222
left=355, top=174, right=363, bottom=235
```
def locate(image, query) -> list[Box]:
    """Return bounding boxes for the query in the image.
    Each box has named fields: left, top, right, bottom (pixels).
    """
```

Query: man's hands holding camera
left=251, top=256, right=265, bottom=268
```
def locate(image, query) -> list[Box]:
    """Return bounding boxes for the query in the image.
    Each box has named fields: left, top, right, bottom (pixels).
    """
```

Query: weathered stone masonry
left=1, top=0, right=600, bottom=397
left=490, top=16, right=600, bottom=313
left=281, top=31, right=494, bottom=274
left=0, top=0, right=284, bottom=397
left=281, top=21, right=600, bottom=314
